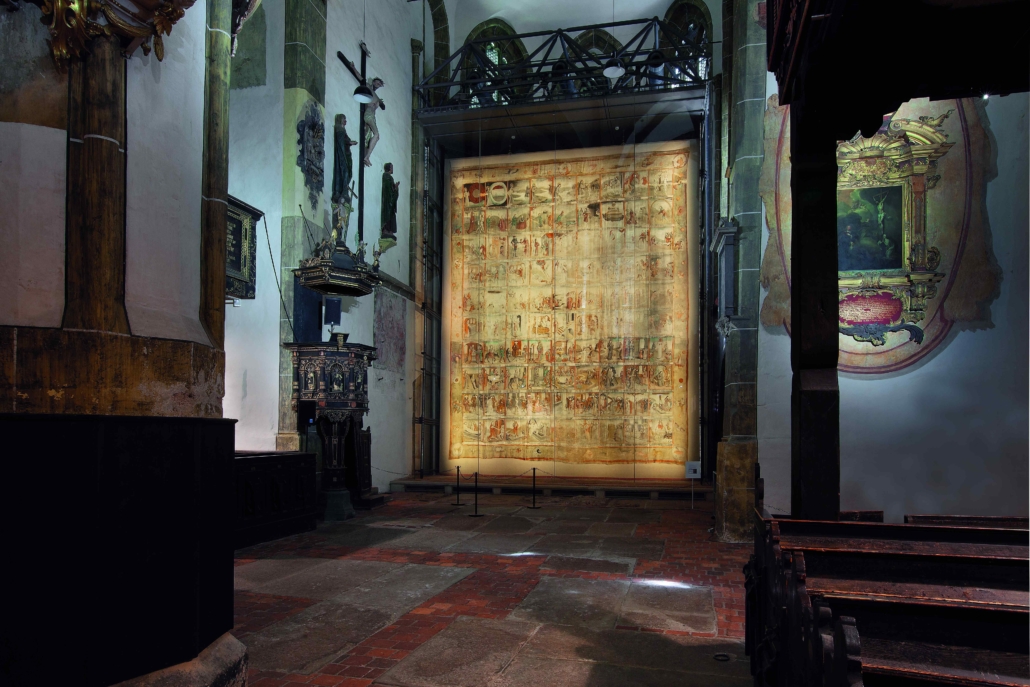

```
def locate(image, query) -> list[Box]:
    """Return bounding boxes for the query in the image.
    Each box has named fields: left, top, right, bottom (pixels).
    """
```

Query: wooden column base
left=791, top=367, right=840, bottom=519
left=0, top=327, right=224, bottom=417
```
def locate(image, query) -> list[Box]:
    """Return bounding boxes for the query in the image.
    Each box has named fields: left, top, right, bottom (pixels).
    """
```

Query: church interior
left=2, top=0, right=1029, bottom=685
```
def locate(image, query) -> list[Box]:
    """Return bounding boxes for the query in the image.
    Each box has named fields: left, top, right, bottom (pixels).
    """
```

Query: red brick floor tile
left=237, top=494, right=750, bottom=687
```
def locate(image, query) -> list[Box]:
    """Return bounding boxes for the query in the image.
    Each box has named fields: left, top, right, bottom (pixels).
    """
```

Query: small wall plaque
left=226, top=195, right=263, bottom=299
left=685, top=461, right=701, bottom=479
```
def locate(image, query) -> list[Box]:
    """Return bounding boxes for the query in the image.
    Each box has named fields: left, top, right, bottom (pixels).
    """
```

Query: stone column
left=409, top=39, right=425, bottom=289
left=714, top=0, right=765, bottom=541
left=277, top=0, right=328, bottom=450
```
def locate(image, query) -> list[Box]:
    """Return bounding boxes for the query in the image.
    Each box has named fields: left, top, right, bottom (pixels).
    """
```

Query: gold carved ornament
left=7, top=0, right=196, bottom=71
left=835, top=110, right=954, bottom=346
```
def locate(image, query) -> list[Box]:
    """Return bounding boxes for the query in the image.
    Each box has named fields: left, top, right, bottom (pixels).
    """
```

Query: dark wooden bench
left=745, top=464, right=1030, bottom=687
left=904, top=514, right=1030, bottom=530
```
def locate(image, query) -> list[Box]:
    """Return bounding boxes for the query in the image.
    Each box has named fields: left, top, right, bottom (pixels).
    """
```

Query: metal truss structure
left=416, top=17, right=711, bottom=114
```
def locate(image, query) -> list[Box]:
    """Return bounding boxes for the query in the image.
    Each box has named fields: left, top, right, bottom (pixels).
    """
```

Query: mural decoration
left=448, top=145, right=692, bottom=466
left=373, top=289, right=406, bottom=373
left=759, top=96, right=999, bottom=373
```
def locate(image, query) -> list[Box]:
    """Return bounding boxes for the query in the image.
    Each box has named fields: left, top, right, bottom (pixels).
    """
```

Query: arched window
left=461, top=19, right=528, bottom=107
left=662, top=0, right=712, bottom=81
left=574, top=29, right=622, bottom=57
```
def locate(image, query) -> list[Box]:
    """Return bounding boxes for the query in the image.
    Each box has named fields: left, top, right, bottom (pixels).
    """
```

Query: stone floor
left=235, top=492, right=751, bottom=687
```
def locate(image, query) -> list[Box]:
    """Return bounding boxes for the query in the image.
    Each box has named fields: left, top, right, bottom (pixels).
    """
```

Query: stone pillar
left=714, top=0, right=765, bottom=540
left=789, top=96, right=841, bottom=519
left=409, top=39, right=424, bottom=289
left=276, top=0, right=328, bottom=450
left=201, top=0, right=233, bottom=350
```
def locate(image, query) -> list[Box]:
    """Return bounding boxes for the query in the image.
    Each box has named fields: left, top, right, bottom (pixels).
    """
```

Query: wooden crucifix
left=338, top=43, right=386, bottom=246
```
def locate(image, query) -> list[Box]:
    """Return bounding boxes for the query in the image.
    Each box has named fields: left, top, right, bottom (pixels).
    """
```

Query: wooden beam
left=789, top=94, right=840, bottom=520
left=62, top=35, right=131, bottom=334
left=200, top=0, right=233, bottom=349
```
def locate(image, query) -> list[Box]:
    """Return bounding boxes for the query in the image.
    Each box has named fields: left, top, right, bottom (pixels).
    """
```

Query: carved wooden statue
left=361, top=77, right=385, bottom=167
left=331, top=114, right=356, bottom=244
left=381, top=162, right=400, bottom=242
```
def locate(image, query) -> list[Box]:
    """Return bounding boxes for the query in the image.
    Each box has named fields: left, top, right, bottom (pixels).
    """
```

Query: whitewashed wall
left=225, top=0, right=287, bottom=449
left=757, top=87, right=1030, bottom=521
left=0, top=10, right=65, bottom=328
left=125, top=3, right=209, bottom=345
left=325, top=0, right=421, bottom=490
left=223, top=0, right=422, bottom=488
left=0, top=122, right=66, bottom=328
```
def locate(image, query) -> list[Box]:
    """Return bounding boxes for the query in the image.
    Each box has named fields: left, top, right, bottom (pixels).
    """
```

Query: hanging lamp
left=603, top=57, right=625, bottom=79
left=353, top=83, right=374, bottom=103
left=603, top=0, right=625, bottom=79
left=353, top=0, right=374, bottom=103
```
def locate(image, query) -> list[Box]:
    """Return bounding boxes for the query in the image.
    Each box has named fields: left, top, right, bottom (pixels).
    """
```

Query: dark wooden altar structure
left=747, top=2, right=1030, bottom=684
left=285, top=335, right=384, bottom=513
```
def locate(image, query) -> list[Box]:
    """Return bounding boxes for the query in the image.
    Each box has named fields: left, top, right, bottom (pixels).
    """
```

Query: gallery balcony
left=415, top=17, right=712, bottom=156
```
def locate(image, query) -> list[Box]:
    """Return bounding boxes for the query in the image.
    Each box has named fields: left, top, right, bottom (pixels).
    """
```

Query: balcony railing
left=416, top=17, right=711, bottom=114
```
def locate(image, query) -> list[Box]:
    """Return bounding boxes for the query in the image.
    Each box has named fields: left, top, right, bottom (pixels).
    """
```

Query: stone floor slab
left=510, top=576, right=630, bottom=631
left=605, top=509, right=663, bottom=523
left=528, top=535, right=604, bottom=557
left=376, top=616, right=539, bottom=687
left=598, top=536, right=665, bottom=560
left=521, top=625, right=747, bottom=676
left=526, top=520, right=592, bottom=535
left=541, top=556, right=634, bottom=575
left=491, top=656, right=752, bottom=687
left=554, top=507, right=613, bottom=521
left=377, top=529, right=478, bottom=552
left=233, top=558, right=328, bottom=590
left=249, top=559, right=400, bottom=599
left=432, top=513, right=498, bottom=531
left=452, top=505, right=523, bottom=516
left=368, top=518, right=438, bottom=529
left=335, top=563, right=474, bottom=613
left=475, top=516, right=537, bottom=534
left=318, top=524, right=412, bottom=549
left=243, top=600, right=393, bottom=674
left=617, top=582, right=717, bottom=632
left=585, top=522, right=638, bottom=537
left=444, top=533, right=543, bottom=555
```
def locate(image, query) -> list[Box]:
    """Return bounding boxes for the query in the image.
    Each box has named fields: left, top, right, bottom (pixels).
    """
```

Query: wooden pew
left=904, top=514, right=1030, bottom=530
left=745, top=464, right=1030, bottom=687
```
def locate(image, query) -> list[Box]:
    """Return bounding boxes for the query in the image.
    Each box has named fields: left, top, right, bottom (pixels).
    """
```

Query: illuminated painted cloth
left=446, top=145, right=692, bottom=467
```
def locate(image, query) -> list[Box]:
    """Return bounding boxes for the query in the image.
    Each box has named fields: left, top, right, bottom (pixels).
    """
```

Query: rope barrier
left=370, top=465, right=411, bottom=476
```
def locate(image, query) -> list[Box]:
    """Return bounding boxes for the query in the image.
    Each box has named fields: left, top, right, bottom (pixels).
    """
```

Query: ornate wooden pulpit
left=285, top=334, right=382, bottom=516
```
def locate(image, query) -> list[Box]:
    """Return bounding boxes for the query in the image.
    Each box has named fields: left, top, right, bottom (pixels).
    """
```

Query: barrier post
left=453, top=466, right=461, bottom=506
left=469, top=472, right=484, bottom=517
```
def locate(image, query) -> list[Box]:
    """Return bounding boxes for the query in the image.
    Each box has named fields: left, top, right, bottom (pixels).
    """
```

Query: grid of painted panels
left=448, top=147, right=690, bottom=465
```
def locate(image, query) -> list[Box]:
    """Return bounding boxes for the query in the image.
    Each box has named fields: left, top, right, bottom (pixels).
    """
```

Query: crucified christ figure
left=362, top=77, right=385, bottom=167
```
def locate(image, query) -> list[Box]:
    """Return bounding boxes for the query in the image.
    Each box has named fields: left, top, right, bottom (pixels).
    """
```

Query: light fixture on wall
left=603, top=0, right=625, bottom=79
left=353, top=0, right=373, bottom=103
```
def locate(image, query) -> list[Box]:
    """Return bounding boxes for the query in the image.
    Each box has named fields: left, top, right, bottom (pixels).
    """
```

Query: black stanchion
left=469, top=472, right=484, bottom=517
left=452, top=466, right=461, bottom=506
left=526, top=467, right=541, bottom=509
